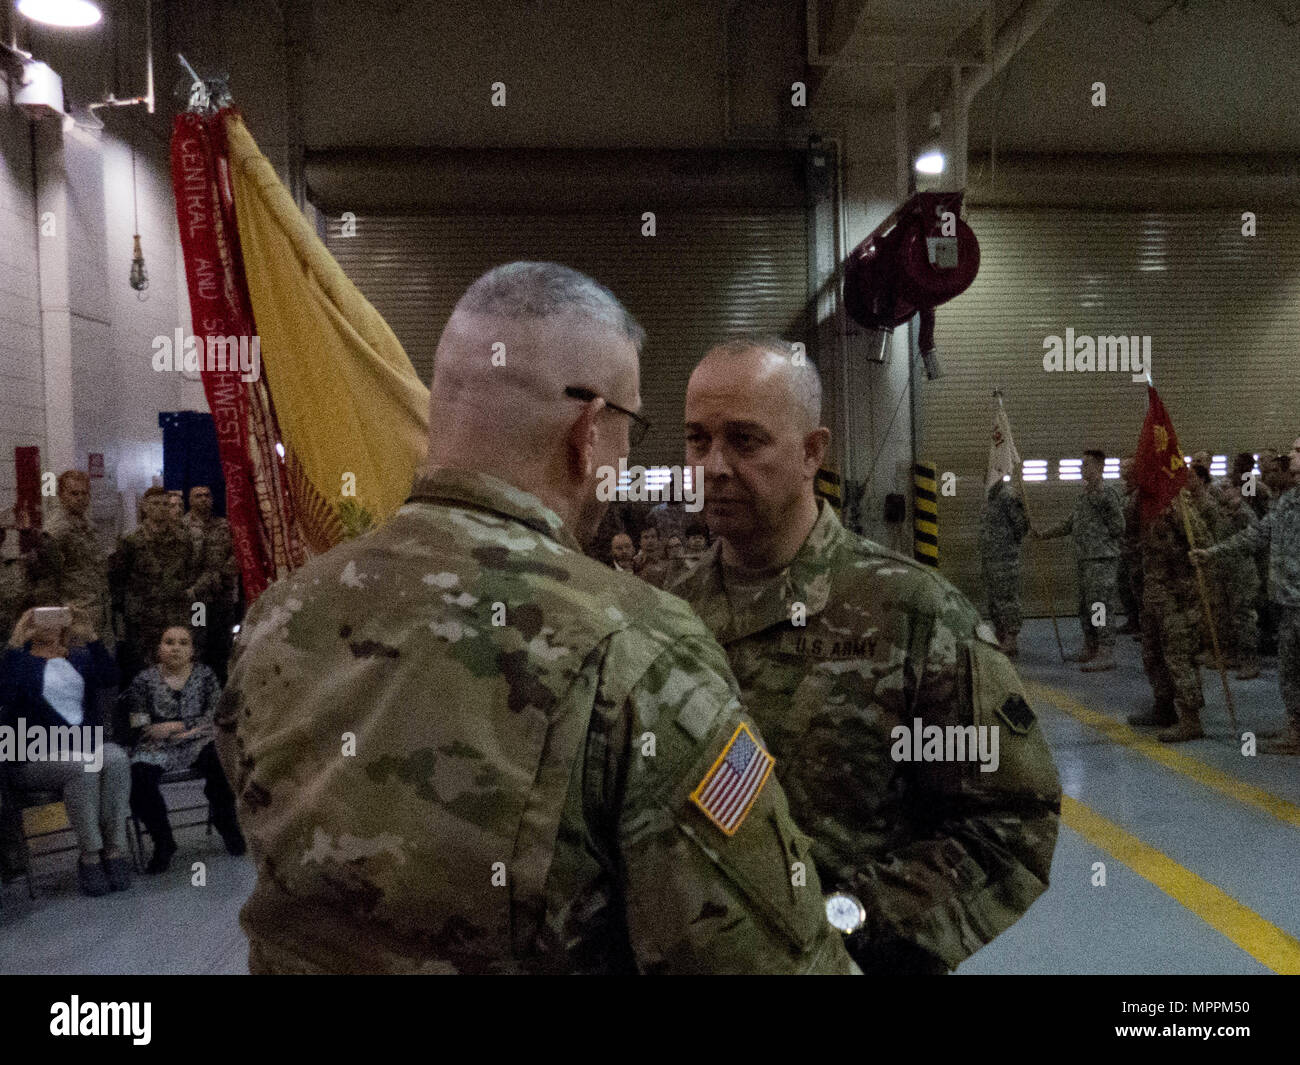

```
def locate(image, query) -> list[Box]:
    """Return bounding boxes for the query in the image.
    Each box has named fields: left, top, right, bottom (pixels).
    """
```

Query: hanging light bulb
left=914, top=111, right=946, bottom=175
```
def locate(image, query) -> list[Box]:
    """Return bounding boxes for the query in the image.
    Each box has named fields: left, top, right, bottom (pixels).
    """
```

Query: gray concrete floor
left=2, top=617, right=1296, bottom=974
left=957, top=617, right=1299, bottom=975
left=0, top=779, right=254, bottom=974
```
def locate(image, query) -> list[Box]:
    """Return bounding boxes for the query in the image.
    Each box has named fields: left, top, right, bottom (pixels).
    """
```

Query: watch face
left=825, top=892, right=866, bottom=934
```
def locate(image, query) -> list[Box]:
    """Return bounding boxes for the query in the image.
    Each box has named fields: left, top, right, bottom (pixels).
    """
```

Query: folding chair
left=0, top=764, right=83, bottom=901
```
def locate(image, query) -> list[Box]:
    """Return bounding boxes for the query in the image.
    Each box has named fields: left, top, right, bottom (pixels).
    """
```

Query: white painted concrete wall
left=1, top=93, right=209, bottom=538
left=0, top=77, right=44, bottom=519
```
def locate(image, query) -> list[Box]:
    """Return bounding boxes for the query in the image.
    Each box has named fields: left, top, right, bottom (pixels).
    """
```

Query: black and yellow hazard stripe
left=913, top=461, right=938, bottom=567
left=814, top=467, right=842, bottom=516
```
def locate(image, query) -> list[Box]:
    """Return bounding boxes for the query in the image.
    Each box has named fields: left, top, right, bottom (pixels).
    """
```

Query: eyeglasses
left=564, top=386, right=652, bottom=447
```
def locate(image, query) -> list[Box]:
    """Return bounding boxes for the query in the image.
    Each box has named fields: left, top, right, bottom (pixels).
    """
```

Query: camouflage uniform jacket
left=108, top=525, right=201, bottom=639
left=27, top=504, right=111, bottom=625
left=184, top=512, right=238, bottom=606
left=1140, top=490, right=1210, bottom=590
left=0, top=557, right=27, bottom=643
left=1214, top=476, right=1273, bottom=521
left=1203, top=485, right=1300, bottom=607
left=979, top=482, right=1029, bottom=565
left=216, top=468, right=851, bottom=976
left=1041, top=484, right=1125, bottom=559
left=670, top=501, right=1062, bottom=973
left=1121, top=489, right=1142, bottom=564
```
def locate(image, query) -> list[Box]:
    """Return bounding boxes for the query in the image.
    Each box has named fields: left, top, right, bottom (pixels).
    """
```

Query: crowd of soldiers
left=981, top=443, right=1300, bottom=751
left=0, top=475, right=240, bottom=686
left=601, top=512, right=710, bottom=588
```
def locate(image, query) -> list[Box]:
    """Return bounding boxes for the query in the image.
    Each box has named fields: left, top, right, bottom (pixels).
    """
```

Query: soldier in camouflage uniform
left=1035, top=450, right=1125, bottom=671
left=671, top=337, right=1061, bottom=975
left=109, top=486, right=202, bottom=686
left=25, top=471, right=114, bottom=652
left=1118, top=458, right=1142, bottom=634
left=979, top=478, right=1029, bottom=657
left=184, top=485, right=239, bottom=682
left=1233, top=453, right=1276, bottom=655
left=1130, top=485, right=1210, bottom=742
left=1203, top=467, right=1261, bottom=678
left=1194, top=436, right=1300, bottom=754
left=0, top=516, right=28, bottom=643
left=216, top=263, right=851, bottom=975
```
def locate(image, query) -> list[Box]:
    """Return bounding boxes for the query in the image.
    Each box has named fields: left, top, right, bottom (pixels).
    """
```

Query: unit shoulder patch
left=996, top=693, right=1036, bottom=735
left=689, top=722, right=775, bottom=836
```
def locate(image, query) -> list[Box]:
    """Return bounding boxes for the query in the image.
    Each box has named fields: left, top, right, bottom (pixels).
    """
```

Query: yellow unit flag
left=224, top=116, right=430, bottom=552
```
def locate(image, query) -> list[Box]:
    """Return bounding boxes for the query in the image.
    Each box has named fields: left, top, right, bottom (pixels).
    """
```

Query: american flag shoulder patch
left=689, top=723, right=775, bottom=836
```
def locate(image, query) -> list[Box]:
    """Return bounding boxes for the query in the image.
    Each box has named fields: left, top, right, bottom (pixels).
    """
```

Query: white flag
left=986, top=403, right=1021, bottom=489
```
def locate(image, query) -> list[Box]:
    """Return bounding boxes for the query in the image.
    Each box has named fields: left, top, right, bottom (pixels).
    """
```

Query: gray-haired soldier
left=217, top=262, right=851, bottom=975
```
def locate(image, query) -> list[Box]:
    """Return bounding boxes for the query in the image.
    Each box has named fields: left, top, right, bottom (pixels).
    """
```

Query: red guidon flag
left=1133, top=385, right=1188, bottom=525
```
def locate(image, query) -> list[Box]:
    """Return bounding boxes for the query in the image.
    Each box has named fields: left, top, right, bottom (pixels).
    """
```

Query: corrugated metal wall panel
left=919, top=208, right=1300, bottom=616
left=322, top=211, right=811, bottom=468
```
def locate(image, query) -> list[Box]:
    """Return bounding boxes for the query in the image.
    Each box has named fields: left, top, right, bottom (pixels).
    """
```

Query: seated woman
left=125, top=624, right=245, bottom=872
left=0, top=607, right=132, bottom=896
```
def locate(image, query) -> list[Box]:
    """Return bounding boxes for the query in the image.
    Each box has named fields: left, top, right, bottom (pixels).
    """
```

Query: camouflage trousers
left=1077, top=558, right=1119, bottom=651
left=1215, top=560, right=1259, bottom=663
left=1118, top=553, right=1141, bottom=624
left=1140, top=580, right=1204, bottom=715
left=1256, top=554, right=1276, bottom=652
left=982, top=557, right=1023, bottom=639
left=1279, top=606, right=1300, bottom=726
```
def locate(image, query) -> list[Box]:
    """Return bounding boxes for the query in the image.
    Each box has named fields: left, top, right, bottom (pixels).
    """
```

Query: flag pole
left=997, top=390, right=1066, bottom=662
left=1178, top=491, right=1239, bottom=734
left=1147, top=370, right=1237, bottom=735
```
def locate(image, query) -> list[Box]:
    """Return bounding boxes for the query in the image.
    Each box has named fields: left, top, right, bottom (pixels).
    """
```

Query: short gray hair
left=705, top=335, right=822, bottom=427
left=455, top=261, right=645, bottom=352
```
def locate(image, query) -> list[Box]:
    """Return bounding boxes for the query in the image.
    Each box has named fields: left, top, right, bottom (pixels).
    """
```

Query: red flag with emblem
left=1133, top=385, right=1188, bottom=525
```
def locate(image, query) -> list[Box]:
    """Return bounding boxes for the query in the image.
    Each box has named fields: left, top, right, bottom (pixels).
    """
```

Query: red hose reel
left=843, top=191, right=979, bottom=370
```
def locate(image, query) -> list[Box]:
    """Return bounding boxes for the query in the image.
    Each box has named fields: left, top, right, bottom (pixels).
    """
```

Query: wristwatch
left=824, top=891, right=866, bottom=935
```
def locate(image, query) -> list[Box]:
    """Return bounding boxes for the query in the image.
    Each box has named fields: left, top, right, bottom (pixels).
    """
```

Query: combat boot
left=1234, top=659, right=1261, bottom=680
left=1158, top=708, right=1205, bottom=743
left=1080, top=651, right=1115, bottom=672
left=1065, top=646, right=1097, bottom=664
left=1128, top=703, right=1176, bottom=727
left=999, top=634, right=1019, bottom=658
left=1259, top=723, right=1300, bottom=755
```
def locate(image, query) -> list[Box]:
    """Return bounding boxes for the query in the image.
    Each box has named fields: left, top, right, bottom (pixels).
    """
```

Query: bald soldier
left=670, top=337, right=1061, bottom=974
left=216, top=264, right=851, bottom=975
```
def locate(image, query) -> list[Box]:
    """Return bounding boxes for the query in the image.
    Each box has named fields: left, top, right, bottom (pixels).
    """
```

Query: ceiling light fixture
left=17, top=0, right=103, bottom=29
left=914, top=110, right=946, bottom=175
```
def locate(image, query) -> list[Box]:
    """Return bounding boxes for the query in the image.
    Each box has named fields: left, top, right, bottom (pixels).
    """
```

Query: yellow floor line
left=1026, top=680, right=1300, bottom=831
left=1062, top=795, right=1300, bottom=974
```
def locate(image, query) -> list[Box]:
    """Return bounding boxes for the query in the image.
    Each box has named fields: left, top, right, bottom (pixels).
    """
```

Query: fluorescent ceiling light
left=18, top=0, right=102, bottom=28
left=914, top=150, right=945, bottom=175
